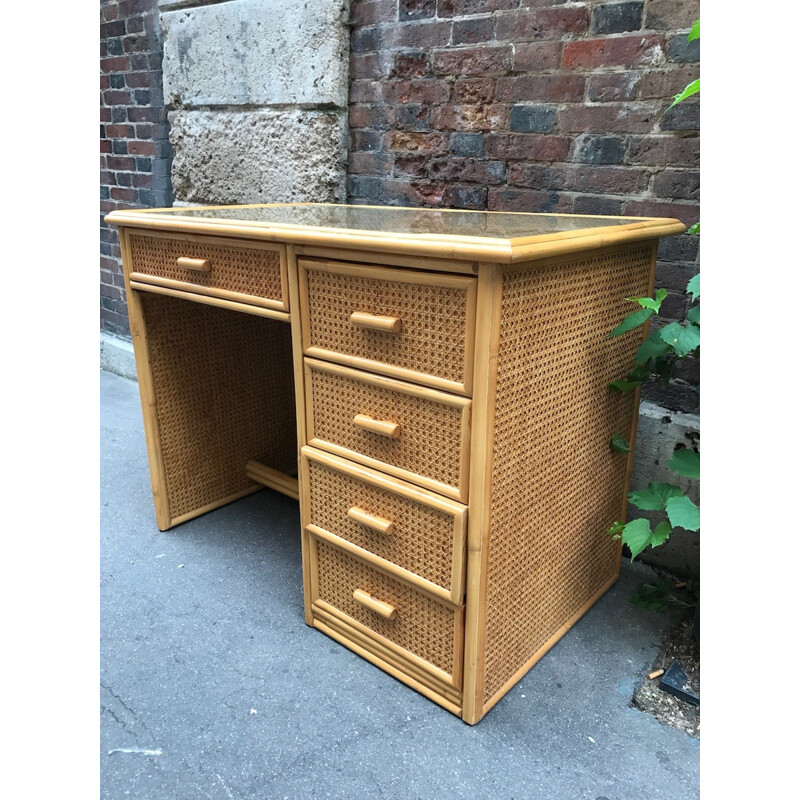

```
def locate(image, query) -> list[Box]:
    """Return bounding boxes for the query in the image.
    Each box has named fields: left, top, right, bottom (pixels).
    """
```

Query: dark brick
left=559, top=103, right=657, bottom=134
left=349, top=104, right=394, bottom=129
left=450, top=132, right=484, bottom=158
left=383, top=79, right=450, bottom=105
left=105, top=37, right=124, bottom=57
left=645, top=0, right=699, bottom=30
left=639, top=66, right=699, bottom=99
left=657, top=234, right=699, bottom=263
left=453, top=18, right=495, bottom=45
left=395, top=104, right=431, bottom=131
left=510, top=164, right=648, bottom=194
left=392, top=51, right=430, bottom=78
left=590, top=2, right=643, bottom=35
left=384, top=21, right=452, bottom=48
left=351, top=80, right=383, bottom=103
left=352, top=130, right=384, bottom=152
left=628, top=136, right=699, bottom=167
left=509, top=104, right=556, bottom=133
left=429, top=157, right=506, bottom=184
left=351, top=52, right=383, bottom=80
left=352, top=26, right=381, bottom=53
left=135, top=156, right=152, bottom=172
left=100, top=185, right=110, bottom=200
left=661, top=101, right=699, bottom=132
left=394, top=155, right=429, bottom=177
left=350, top=0, right=397, bottom=26
left=111, top=107, right=127, bottom=123
left=438, top=0, right=518, bottom=17
left=443, top=185, right=488, bottom=209
left=572, top=194, right=623, bottom=216
left=586, top=71, right=641, bottom=102
left=652, top=169, right=700, bottom=201
left=668, top=32, right=700, bottom=63
left=495, top=7, right=590, bottom=41
left=625, top=200, right=699, bottom=226
left=487, top=188, right=571, bottom=213
left=574, top=135, right=626, bottom=164
left=655, top=259, right=699, bottom=292
left=112, top=139, right=128, bottom=155
left=400, top=0, right=436, bottom=20
left=433, top=46, right=511, bottom=76
left=109, top=74, right=125, bottom=89
left=485, top=134, right=572, bottom=162
left=133, top=89, right=151, bottom=106
left=642, top=377, right=698, bottom=414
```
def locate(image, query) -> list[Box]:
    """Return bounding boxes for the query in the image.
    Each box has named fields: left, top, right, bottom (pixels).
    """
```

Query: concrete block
left=161, top=0, right=350, bottom=108
left=631, top=401, right=700, bottom=578
left=100, top=332, right=137, bottom=381
left=169, top=108, right=348, bottom=204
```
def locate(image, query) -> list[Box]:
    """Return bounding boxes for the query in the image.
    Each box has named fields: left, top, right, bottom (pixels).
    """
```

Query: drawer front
left=302, top=447, right=467, bottom=604
left=300, top=259, right=477, bottom=395
left=304, top=360, right=471, bottom=502
left=127, top=231, right=288, bottom=310
left=313, top=537, right=462, bottom=686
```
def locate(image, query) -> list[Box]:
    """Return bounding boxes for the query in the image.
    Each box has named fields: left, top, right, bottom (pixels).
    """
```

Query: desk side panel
left=481, top=242, right=657, bottom=713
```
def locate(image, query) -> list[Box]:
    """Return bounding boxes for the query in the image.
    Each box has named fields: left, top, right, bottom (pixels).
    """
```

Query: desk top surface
left=107, top=203, right=685, bottom=263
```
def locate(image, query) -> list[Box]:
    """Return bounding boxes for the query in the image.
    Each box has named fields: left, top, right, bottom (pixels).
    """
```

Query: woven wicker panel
left=304, top=266, right=472, bottom=387
left=482, top=245, right=654, bottom=705
left=141, top=293, right=297, bottom=521
left=307, top=458, right=457, bottom=591
left=307, top=365, right=467, bottom=496
left=315, top=539, right=456, bottom=675
left=129, top=234, right=283, bottom=302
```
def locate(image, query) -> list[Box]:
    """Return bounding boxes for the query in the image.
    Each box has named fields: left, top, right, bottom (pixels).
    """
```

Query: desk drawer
left=312, top=537, right=463, bottom=688
left=127, top=231, right=288, bottom=311
left=301, top=447, right=467, bottom=605
left=304, top=360, right=471, bottom=503
left=299, top=259, right=477, bottom=395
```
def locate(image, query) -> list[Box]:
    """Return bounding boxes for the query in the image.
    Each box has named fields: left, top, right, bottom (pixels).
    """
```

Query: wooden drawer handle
left=347, top=506, right=394, bottom=536
left=350, top=311, right=402, bottom=334
left=176, top=256, right=211, bottom=272
left=353, top=414, right=401, bottom=439
left=353, top=588, right=397, bottom=621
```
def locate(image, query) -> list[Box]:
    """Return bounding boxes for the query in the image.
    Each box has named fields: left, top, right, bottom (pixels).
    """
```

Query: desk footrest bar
left=246, top=460, right=299, bottom=500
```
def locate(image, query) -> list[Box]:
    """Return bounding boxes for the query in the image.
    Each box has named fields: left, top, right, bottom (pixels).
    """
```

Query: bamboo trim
left=461, top=262, right=503, bottom=725
left=295, top=244, right=477, bottom=275
left=245, top=460, right=299, bottom=500
left=129, top=272, right=287, bottom=311
left=303, top=359, right=471, bottom=503
left=313, top=599, right=459, bottom=691
left=169, top=485, right=264, bottom=528
left=312, top=619, right=462, bottom=715
left=119, top=227, right=172, bottom=531
left=480, top=572, right=619, bottom=717
left=306, top=523, right=458, bottom=607
left=129, top=281, right=291, bottom=322
left=288, top=244, right=314, bottom=626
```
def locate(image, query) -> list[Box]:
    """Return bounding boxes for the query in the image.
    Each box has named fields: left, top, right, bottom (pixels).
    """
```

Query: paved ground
left=101, top=369, right=699, bottom=799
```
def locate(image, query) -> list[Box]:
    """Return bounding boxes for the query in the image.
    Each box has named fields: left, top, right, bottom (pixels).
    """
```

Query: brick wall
left=348, top=0, right=699, bottom=412
left=100, top=0, right=172, bottom=338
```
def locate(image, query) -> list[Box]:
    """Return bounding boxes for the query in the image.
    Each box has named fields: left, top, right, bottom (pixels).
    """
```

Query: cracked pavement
left=101, top=369, right=699, bottom=799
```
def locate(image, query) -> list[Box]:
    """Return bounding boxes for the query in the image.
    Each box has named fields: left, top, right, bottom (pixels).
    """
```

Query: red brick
left=106, top=156, right=135, bottom=171
left=624, top=200, right=699, bottom=226
left=495, top=74, right=586, bottom=103
left=351, top=52, right=383, bottom=80
left=511, top=41, right=562, bottom=72
left=562, top=35, right=666, bottom=69
left=127, top=107, right=156, bottom=122
left=125, top=71, right=153, bottom=89
left=105, top=124, right=134, bottom=138
left=432, top=104, right=509, bottom=131
left=628, top=135, right=699, bottom=166
left=639, top=65, right=699, bottom=99
left=103, top=90, right=131, bottom=106
left=558, top=103, right=659, bottom=133
left=389, top=131, right=448, bottom=154
left=351, top=80, right=383, bottom=103
left=428, top=158, right=505, bottom=185
left=487, top=188, right=572, bottom=213
left=128, top=140, right=155, bottom=156
left=110, top=187, right=139, bottom=202
left=453, top=78, right=494, bottom=104
left=485, top=134, right=572, bottom=161
left=349, top=104, right=394, bottom=129
left=100, top=107, right=112, bottom=122
left=432, top=46, right=511, bottom=76
left=100, top=75, right=110, bottom=91
left=350, top=0, right=398, bottom=26
left=391, top=52, right=430, bottom=78
left=495, top=7, right=590, bottom=42
left=508, top=164, right=649, bottom=194
left=100, top=56, right=130, bottom=73
left=383, top=79, right=450, bottom=105
left=100, top=140, right=112, bottom=154
left=349, top=151, right=393, bottom=175
left=130, top=172, right=153, bottom=187
left=393, top=155, right=428, bottom=177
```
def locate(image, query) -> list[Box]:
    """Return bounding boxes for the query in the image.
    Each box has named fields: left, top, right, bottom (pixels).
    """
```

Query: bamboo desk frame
left=107, top=203, right=684, bottom=724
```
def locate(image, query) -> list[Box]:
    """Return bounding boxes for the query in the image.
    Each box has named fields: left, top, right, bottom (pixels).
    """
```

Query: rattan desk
left=106, top=203, right=684, bottom=724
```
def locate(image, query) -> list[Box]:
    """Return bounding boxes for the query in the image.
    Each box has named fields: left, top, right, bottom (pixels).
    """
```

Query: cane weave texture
left=304, top=266, right=473, bottom=387
left=482, top=245, right=654, bottom=705
left=141, top=293, right=297, bottom=521
left=307, top=364, right=468, bottom=496
left=129, top=233, right=283, bottom=303
left=315, top=539, right=457, bottom=675
left=307, top=458, right=459, bottom=592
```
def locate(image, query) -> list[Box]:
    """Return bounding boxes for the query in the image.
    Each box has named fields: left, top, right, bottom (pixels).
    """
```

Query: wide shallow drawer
left=127, top=230, right=288, bottom=311
left=301, top=447, right=467, bottom=605
left=304, top=359, right=471, bottom=503
left=311, top=536, right=463, bottom=690
left=299, top=258, right=477, bottom=395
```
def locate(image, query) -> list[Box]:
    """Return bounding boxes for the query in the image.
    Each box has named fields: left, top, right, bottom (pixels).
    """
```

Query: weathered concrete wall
left=160, top=0, right=350, bottom=204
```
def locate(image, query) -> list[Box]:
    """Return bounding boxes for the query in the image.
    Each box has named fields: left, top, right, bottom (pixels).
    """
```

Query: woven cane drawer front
left=300, top=259, right=477, bottom=395
left=128, top=232, right=287, bottom=310
left=305, top=360, right=471, bottom=502
left=302, top=448, right=467, bottom=603
left=313, top=538, right=461, bottom=682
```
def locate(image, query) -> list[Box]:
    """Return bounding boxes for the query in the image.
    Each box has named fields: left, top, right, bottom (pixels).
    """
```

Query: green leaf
left=608, top=520, right=625, bottom=540
left=687, top=19, right=700, bottom=42
left=666, top=494, right=700, bottom=531
left=630, top=288, right=668, bottom=312
left=687, top=222, right=700, bottom=235
left=609, top=308, right=654, bottom=337
left=621, top=518, right=653, bottom=560
left=610, top=434, right=630, bottom=453
left=628, top=481, right=683, bottom=511
left=670, top=78, right=700, bottom=108
left=687, top=304, right=699, bottom=325
left=636, top=330, right=671, bottom=364
left=659, top=322, right=700, bottom=357
left=686, top=273, right=700, bottom=301
left=651, top=521, right=673, bottom=547
left=669, top=449, right=700, bottom=479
